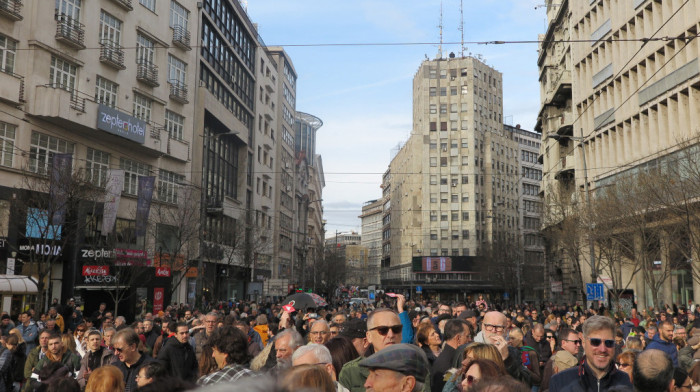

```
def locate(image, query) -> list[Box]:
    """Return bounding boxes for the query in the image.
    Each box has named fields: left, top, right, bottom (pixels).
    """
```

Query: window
left=461, top=85, right=468, bottom=94
left=56, top=0, right=81, bottom=20
left=0, top=121, right=15, bottom=167
left=133, top=93, right=152, bottom=123
left=168, top=54, right=187, bottom=85
left=49, top=56, right=77, bottom=92
left=462, top=212, right=470, bottom=221
left=430, top=122, right=437, bottom=132
left=430, top=104, right=436, bottom=114
left=462, top=230, right=470, bottom=239
left=169, top=0, right=189, bottom=30
left=85, top=148, right=109, bottom=187
left=139, top=0, right=155, bottom=11
left=0, top=34, right=16, bottom=74
left=441, top=213, right=448, bottom=221
left=95, top=76, right=118, bottom=108
left=430, top=211, right=437, bottom=221
left=451, top=212, right=459, bottom=221
left=429, top=157, right=437, bottom=167
left=451, top=87, right=457, bottom=95
left=136, top=33, right=155, bottom=65
left=430, top=176, right=437, bottom=185
left=165, top=110, right=184, bottom=140
left=158, top=169, right=184, bottom=203
left=120, top=158, right=151, bottom=196
left=430, top=193, right=437, bottom=203
left=440, top=104, right=447, bottom=114
left=29, top=132, right=74, bottom=174
left=429, top=87, right=436, bottom=97
left=451, top=194, right=458, bottom=202
left=450, top=104, right=457, bottom=113
left=440, top=87, right=446, bottom=96
left=430, top=231, right=437, bottom=240
left=440, top=122, right=447, bottom=131
left=99, top=11, right=122, bottom=46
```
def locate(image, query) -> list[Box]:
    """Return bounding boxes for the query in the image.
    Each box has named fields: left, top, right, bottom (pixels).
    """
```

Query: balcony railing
left=108, top=0, right=132, bottom=11
left=99, top=39, right=125, bottom=69
left=136, top=60, right=159, bottom=87
left=172, top=25, right=191, bottom=50
left=45, top=83, right=85, bottom=112
left=0, top=0, right=22, bottom=20
left=168, top=80, right=188, bottom=103
left=55, top=13, right=85, bottom=49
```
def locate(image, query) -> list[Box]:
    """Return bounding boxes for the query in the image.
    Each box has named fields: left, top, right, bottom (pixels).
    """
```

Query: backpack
left=520, top=346, right=536, bottom=371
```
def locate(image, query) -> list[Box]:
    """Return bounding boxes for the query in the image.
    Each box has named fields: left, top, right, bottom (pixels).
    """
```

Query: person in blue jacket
left=395, top=294, right=414, bottom=344
left=645, top=320, right=678, bottom=367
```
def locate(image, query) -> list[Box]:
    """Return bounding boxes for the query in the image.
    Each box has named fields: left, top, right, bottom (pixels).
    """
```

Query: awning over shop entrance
left=0, top=275, right=38, bottom=294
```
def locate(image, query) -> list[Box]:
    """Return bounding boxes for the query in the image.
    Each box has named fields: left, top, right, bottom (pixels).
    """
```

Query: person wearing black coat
left=156, top=323, right=198, bottom=382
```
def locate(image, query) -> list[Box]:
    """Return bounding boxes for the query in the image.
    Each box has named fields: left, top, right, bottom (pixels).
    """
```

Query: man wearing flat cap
left=361, top=344, right=430, bottom=392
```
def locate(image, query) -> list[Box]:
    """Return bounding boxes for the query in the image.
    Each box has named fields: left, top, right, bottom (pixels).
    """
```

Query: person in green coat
left=34, top=333, right=80, bottom=376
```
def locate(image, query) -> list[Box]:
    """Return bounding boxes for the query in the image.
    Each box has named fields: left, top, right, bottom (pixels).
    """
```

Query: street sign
left=586, top=283, right=605, bottom=301
left=503, top=292, right=509, bottom=300
left=416, top=285, right=422, bottom=293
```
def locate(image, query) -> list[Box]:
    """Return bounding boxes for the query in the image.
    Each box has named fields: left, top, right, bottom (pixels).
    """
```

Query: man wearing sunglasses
left=113, top=328, right=155, bottom=392
left=540, top=328, right=580, bottom=392
left=646, top=320, right=679, bottom=367
left=339, top=308, right=406, bottom=392
left=549, top=315, right=632, bottom=392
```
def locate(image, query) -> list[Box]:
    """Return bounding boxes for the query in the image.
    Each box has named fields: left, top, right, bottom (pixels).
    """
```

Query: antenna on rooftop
left=459, top=0, right=467, bottom=57
left=437, top=0, right=443, bottom=58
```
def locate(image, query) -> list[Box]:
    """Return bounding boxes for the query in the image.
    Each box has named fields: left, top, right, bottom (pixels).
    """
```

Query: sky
left=246, top=0, right=547, bottom=237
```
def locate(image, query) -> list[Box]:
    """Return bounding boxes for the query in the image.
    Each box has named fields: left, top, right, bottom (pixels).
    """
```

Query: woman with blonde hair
left=280, top=364, right=334, bottom=392
left=85, top=365, right=124, bottom=392
left=61, top=334, right=77, bottom=355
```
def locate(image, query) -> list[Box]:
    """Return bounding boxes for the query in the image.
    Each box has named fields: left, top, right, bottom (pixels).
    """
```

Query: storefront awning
left=0, top=275, right=38, bottom=294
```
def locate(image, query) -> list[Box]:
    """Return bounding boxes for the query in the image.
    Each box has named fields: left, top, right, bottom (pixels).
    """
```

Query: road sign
left=416, top=285, right=422, bottom=293
left=586, top=283, right=605, bottom=301
left=503, top=292, right=509, bottom=300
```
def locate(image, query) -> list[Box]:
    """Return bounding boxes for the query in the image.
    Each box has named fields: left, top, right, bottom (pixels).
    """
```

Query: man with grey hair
left=194, top=312, right=218, bottom=361
left=274, top=328, right=304, bottom=371
left=549, top=315, right=632, bottom=391
left=293, top=344, right=349, bottom=392
left=308, top=319, right=331, bottom=345
left=633, top=349, right=674, bottom=392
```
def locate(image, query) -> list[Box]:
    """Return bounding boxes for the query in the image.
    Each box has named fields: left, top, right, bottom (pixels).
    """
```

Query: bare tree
left=13, top=159, right=102, bottom=312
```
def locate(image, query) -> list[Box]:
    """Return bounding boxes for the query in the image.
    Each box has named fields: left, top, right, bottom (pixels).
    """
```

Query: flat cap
left=359, top=343, right=430, bottom=382
left=341, top=318, right=367, bottom=340
left=458, top=310, right=477, bottom=319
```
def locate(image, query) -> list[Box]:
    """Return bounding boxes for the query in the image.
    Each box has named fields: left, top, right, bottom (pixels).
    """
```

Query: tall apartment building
left=507, top=124, right=545, bottom=303
left=382, top=55, right=521, bottom=301
left=0, top=0, right=198, bottom=315
left=539, top=0, right=700, bottom=306
left=360, top=199, right=383, bottom=286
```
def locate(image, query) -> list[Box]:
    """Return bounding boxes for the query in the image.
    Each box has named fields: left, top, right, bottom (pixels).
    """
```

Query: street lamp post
left=547, top=132, right=597, bottom=304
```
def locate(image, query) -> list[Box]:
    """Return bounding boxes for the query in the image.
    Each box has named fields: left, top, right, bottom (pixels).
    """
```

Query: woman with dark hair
left=673, top=367, right=691, bottom=392
left=196, top=326, right=254, bottom=386
left=324, top=336, right=359, bottom=378
left=198, top=345, right=218, bottom=377
left=459, top=359, right=508, bottom=391
left=415, top=323, right=441, bottom=366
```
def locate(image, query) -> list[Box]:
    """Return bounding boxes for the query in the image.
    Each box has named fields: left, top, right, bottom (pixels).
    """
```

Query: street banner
left=135, top=176, right=155, bottom=237
left=49, top=153, right=73, bottom=226
left=102, top=169, right=124, bottom=235
left=153, top=287, right=164, bottom=313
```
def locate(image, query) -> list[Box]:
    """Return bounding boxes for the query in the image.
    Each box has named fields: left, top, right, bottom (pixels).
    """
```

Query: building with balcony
left=0, top=0, right=198, bottom=315
left=382, top=54, right=521, bottom=302
left=539, top=0, right=700, bottom=307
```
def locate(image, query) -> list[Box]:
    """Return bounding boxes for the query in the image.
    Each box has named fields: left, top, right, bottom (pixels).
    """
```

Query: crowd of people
left=0, top=294, right=697, bottom=392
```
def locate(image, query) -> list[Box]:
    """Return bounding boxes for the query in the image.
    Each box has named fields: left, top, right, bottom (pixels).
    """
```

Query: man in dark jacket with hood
left=549, top=315, right=632, bottom=392
left=157, top=323, right=198, bottom=382
left=645, top=320, right=678, bottom=367
left=523, top=323, right=552, bottom=374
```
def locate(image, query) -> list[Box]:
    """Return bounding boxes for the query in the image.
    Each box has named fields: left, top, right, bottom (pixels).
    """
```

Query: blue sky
left=246, top=0, right=546, bottom=236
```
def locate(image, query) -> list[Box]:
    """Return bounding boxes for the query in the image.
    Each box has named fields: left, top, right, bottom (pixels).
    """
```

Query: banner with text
left=153, top=287, right=164, bottom=313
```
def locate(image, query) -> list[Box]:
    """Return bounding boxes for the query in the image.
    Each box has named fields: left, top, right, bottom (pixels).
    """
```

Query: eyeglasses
left=112, top=346, right=125, bottom=353
left=588, top=338, right=615, bottom=348
left=563, top=339, right=582, bottom=345
left=309, top=331, right=329, bottom=336
left=483, top=324, right=505, bottom=332
left=329, top=331, right=339, bottom=336
left=369, top=325, right=403, bottom=336
left=617, top=362, right=631, bottom=368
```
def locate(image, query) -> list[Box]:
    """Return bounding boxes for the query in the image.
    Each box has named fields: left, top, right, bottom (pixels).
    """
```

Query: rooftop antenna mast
left=437, top=0, right=443, bottom=58
left=459, top=0, right=467, bottom=57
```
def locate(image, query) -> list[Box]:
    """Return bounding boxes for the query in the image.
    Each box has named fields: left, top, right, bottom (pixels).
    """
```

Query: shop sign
left=80, top=248, right=116, bottom=261
left=83, top=275, right=118, bottom=284
left=97, top=104, right=146, bottom=144
left=184, top=267, right=197, bottom=278
left=82, top=265, right=109, bottom=276
left=155, top=267, right=170, bottom=277
left=114, top=248, right=151, bottom=266
left=18, top=243, right=62, bottom=256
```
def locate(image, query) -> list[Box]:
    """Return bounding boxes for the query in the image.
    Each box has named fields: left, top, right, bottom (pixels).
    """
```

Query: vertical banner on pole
left=153, top=287, right=164, bottom=313
left=135, top=176, right=155, bottom=237
left=49, top=154, right=73, bottom=226
left=102, top=170, right=124, bottom=235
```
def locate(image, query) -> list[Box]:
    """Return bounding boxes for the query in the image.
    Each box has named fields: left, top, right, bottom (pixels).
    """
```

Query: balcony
left=171, top=25, right=191, bottom=50
left=167, top=134, right=189, bottom=162
left=28, top=85, right=92, bottom=130
left=136, top=60, right=159, bottom=87
left=108, top=0, right=132, bottom=11
left=99, top=40, right=125, bottom=70
left=168, top=81, right=188, bottom=104
left=0, top=0, right=22, bottom=20
left=0, top=71, right=24, bottom=105
left=55, top=14, right=85, bottom=49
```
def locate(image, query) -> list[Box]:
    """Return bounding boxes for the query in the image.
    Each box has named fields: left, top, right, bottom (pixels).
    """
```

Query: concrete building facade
left=538, top=0, right=700, bottom=307
left=382, top=55, right=522, bottom=301
left=360, top=199, right=382, bottom=286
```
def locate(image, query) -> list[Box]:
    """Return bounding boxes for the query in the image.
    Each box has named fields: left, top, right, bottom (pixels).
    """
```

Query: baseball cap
left=359, top=343, right=430, bottom=382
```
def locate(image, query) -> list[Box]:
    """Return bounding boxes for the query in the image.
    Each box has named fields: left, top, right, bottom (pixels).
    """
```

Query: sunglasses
left=563, top=339, right=582, bottom=345
left=546, top=336, right=554, bottom=339
left=369, top=325, right=403, bottom=336
left=466, top=375, right=478, bottom=385
left=589, top=338, right=615, bottom=348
